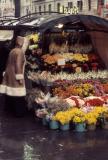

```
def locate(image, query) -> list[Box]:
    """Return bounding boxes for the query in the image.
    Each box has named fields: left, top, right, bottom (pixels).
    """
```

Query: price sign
left=57, top=59, right=66, bottom=66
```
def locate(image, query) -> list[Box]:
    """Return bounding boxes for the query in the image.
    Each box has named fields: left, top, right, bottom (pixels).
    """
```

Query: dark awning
left=0, top=13, right=108, bottom=33
left=0, top=13, right=108, bottom=68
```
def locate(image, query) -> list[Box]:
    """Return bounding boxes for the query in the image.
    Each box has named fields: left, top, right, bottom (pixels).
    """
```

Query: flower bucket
left=60, top=123, right=70, bottom=131
left=49, top=120, right=59, bottom=130
left=75, top=123, right=86, bottom=132
left=42, top=117, right=48, bottom=126
left=97, top=117, right=104, bottom=128
left=88, top=124, right=96, bottom=131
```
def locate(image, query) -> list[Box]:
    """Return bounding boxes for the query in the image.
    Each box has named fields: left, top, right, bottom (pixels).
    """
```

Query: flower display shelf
left=26, top=31, right=108, bottom=134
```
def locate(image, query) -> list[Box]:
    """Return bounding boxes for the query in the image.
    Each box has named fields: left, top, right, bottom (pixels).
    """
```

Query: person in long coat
left=0, top=36, right=29, bottom=117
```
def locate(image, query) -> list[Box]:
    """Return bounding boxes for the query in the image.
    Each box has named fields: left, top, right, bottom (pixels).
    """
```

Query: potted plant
left=93, top=106, right=108, bottom=129
left=52, top=111, right=71, bottom=131
left=103, top=113, right=108, bottom=129
left=85, top=112, right=97, bottom=131
left=49, top=118, right=59, bottom=130
left=72, top=110, right=86, bottom=132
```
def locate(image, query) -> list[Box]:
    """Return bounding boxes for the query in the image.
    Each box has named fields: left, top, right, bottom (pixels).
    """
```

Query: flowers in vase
left=28, top=33, right=39, bottom=43
left=93, top=106, right=108, bottom=117
left=72, top=109, right=86, bottom=123
left=85, top=112, right=97, bottom=125
left=52, top=111, right=71, bottom=125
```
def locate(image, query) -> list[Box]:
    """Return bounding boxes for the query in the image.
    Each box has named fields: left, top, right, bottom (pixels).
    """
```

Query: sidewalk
left=0, top=96, right=108, bottom=160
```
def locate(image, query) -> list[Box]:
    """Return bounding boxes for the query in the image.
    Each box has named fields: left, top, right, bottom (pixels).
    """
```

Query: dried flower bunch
left=46, top=98, right=69, bottom=114
left=26, top=88, right=45, bottom=109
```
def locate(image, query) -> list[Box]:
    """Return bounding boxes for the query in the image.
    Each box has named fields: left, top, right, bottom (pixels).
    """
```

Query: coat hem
left=0, top=85, right=26, bottom=96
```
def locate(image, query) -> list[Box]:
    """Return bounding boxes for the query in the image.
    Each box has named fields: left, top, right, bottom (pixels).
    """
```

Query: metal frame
left=0, top=12, right=108, bottom=33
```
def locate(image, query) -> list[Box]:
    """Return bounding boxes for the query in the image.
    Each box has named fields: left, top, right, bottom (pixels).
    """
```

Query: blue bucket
left=75, top=123, right=86, bottom=132
left=49, top=120, right=59, bottom=130
left=60, top=123, right=70, bottom=131
left=42, top=117, right=48, bottom=126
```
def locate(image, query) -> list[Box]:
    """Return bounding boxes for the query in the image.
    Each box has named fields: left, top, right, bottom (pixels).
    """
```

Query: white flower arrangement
left=28, top=70, right=108, bottom=84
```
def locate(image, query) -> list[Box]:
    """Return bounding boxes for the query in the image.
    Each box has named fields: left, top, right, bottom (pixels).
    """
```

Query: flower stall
left=1, top=13, right=108, bottom=131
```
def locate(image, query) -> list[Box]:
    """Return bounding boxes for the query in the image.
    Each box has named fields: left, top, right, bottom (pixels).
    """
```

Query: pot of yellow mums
left=52, top=111, right=71, bottom=131
left=49, top=113, right=59, bottom=130
left=103, top=113, right=108, bottom=130
left=85, top=112, right=97, bottom=131
left=73, top=110, right=86, bottom=132
left=94, top=106, right=108, bottom=129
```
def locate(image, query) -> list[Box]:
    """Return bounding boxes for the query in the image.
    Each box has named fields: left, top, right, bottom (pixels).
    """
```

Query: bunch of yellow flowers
left=52, top=111, right=72, bottom=125
left=52, top=107, right=108, bottom=125
left=28, top=33, right=39, bottom=43
left=67, top=108, right=80, bottom=119
left=52, top=108, right=80, bottom=125
left=53, top=108, right=86, bottom=124
left=85, top=112, right=97, bottom=125
left=85, top=106, right=108, bottom=125
left=72, top=53, right=89, bottom=62
left=73, top=115, right=86, bottom=123
left=72, top=109, right=86, bottom=123
left=93, top=106, right=108, bottom=117
left=74, top=83, right=94, bottom=97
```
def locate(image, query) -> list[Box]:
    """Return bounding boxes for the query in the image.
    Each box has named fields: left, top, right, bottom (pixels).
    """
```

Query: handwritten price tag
left=57, top=59, right=65, bottom=66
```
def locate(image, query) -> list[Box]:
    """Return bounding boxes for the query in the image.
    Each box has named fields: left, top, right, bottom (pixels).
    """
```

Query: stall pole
left=15, top=0, right=20, bottom=17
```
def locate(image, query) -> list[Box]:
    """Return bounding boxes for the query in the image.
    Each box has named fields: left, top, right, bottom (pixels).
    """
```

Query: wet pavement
left=0, top=97, right=108, bottom=160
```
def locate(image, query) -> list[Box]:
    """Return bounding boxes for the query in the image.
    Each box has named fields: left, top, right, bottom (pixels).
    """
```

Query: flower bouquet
left=93, top=106, right=108, bottom=128
left=85, top=112, right=97, bottom=131
left=28, top=33, right=39, bottom=43
left=52, top=110, right=72, bottom=130
left=72, top=109, right=86, bottom=132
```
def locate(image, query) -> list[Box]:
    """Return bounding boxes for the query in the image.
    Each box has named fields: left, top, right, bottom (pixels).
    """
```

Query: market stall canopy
left=0, top=13, right=108, bottom=32
left=0, top=13, right=108, bottom=68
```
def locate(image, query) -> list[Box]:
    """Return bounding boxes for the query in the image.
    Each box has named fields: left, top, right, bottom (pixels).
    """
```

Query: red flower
left=85, top=98, right=104, bottom=106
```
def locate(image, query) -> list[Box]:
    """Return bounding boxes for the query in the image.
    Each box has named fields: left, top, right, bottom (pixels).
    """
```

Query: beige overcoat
left=0, top=37, right=27, bottom=96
